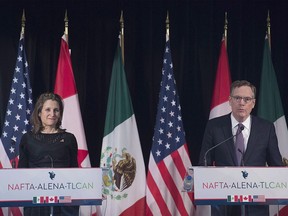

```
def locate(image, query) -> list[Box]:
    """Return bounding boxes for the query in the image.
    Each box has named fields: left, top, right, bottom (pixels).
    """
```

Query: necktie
left=235, top=123, right=244, bottom=166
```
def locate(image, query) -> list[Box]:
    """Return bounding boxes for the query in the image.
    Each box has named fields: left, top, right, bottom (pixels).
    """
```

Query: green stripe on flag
left=104, top=43, right=133, bottom=136
left=257, top=38, right=284, bottom=122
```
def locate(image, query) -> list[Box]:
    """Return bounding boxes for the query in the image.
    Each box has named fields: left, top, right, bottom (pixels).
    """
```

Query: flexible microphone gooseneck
left=204, top=125, right=244, bottom=166
left=45, top=155, right=54, bottom=168
left=45, top=155, right=54, bottom=216
left=11, top=140, right=16, bottom=168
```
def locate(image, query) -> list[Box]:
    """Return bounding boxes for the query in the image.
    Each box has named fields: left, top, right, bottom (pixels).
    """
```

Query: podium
left=191, top=166, right=288, bottom=206
left=0, top=168, right=102, bottom=207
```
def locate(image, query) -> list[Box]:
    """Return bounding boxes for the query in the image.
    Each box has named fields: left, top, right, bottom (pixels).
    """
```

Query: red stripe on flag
left=183, top=143, right=190, bottom=156
left=77, top=149, right=89, bottom=168
left=210, top=38, right=231, bottom=110
left=172, top=145, right=187, bottom=179
left=146, top=205, right=153, bottom=216
left=11, top=207, right=22, bottom=216
left=119, top=197, right=146, bottom=216
left=278, top=206, right=288, bottom=216
left=146, top=170, right=171, bottom=216
left=54, top=36, right=77, bottom=99
left=158, top=160, right=189, bottom=216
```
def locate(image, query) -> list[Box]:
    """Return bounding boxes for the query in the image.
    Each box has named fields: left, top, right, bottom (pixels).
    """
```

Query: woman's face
left=39, top=99, right=61, bottom=130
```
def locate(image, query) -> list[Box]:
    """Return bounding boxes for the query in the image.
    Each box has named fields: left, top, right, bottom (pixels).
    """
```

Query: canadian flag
left=54, top=34, right=97, bottom=215
left=242, top=195, right=252, bottom=202
left=46, top=196, right=59, bottom=203
left=196, top=37, right=231, bottom=216
left=54, top=34, right=91, bottom=168
left=209, top=37, right=231, bottom=120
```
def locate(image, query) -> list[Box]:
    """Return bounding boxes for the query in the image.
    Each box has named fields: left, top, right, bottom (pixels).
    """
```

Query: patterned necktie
left=235, top=123, right=244, bottom=166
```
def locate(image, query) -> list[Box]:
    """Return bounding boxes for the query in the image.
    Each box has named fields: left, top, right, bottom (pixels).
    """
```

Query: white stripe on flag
left=0, top=140, right=12, bottom=168
left=61, top=94, right=91, bottom=167
left=209, top=101, right=231, bottom=120
left=274, top=116, right=288, bottom=159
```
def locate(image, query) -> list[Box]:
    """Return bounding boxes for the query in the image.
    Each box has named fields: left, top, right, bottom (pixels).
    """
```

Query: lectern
left=191, top=166, right=288, bottom=206
left=0, top=168, right=102, bottom=207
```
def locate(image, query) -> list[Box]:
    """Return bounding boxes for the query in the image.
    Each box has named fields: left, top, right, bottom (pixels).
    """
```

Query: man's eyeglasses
left=231, top=96, right=254, bottom=103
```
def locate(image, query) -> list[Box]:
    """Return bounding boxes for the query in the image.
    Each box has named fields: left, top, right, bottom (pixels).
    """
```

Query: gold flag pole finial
left=267, top=10, right=271, bottom=49
left=21, top=9, right=26, bottom=36
left=224, top=12, right=228, bottom=46
left=166, top=11, right=170, bottom=41
left=120, top=10, right=125, bottom=63
left=64, top=10, right=69, bottom=43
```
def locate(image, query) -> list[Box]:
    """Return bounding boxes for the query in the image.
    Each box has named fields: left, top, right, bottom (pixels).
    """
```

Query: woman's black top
left=18, top=131, right=78, bottom=168
left=18, top=131, right=79, bottom=216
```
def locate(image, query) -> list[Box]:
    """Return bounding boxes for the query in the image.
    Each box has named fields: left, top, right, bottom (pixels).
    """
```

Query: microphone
left=45, top=155, right=54, bottom=168
left=237, top=148, right=245, bottom=166
left=45, top=155, right=54, bottom=216
left=11, top=140, right=16, bottom=168
left=204, top=125, right=244, bottom=166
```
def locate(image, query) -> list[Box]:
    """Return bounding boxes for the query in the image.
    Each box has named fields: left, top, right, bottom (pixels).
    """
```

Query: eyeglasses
left=231, top=96, right=254, bottom=103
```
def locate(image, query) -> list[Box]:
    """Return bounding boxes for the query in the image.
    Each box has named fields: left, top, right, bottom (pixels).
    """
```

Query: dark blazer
left=198, top=113, right=283, bottom=216
left=198, top=113, right=283, bottom=167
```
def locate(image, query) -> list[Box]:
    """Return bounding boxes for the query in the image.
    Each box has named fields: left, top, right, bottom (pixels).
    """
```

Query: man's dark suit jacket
left=198, top=113, right=283, bottom=216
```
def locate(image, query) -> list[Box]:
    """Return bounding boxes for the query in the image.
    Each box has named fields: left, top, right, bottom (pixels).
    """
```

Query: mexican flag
left=257, top=37, right=288, bottom=216
left=100, top=42, right=146, bottom=215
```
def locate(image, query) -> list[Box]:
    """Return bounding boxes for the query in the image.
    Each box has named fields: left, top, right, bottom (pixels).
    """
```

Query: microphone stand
left=238, top=148, right=246, bottom=216
left=46, top=155, right=54, bottom=216
left=203, top=136, right=234, bottom=166
left=204, top=126, right=245, bottom=215
left=204, top=134, right=237, bottom=166
left=203, top=126, right=245, bottom=166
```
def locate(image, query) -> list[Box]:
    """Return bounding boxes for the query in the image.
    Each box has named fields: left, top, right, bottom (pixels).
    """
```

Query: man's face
left=229, top=86, right=255, bottom=122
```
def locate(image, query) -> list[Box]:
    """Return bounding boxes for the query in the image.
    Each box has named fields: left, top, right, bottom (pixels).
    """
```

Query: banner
left=193, top=167, right=288, bottom=205
left=0, top=168, right=102, bottom=207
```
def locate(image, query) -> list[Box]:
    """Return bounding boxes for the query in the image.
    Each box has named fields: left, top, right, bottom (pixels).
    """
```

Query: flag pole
left=64, top=10, right=69, bottom=44
left=166, top=11, right=169, bottom=41
left=120, top=10, right=124, bottom=64
left=224, top=12, right=228, bottom=46
left=21, top=9, right=26, bottom=36
left=267, top=10, right=271, bottom=49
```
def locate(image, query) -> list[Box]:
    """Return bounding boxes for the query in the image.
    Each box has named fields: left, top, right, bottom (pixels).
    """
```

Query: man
left=198, top=80, right=283, bottom=216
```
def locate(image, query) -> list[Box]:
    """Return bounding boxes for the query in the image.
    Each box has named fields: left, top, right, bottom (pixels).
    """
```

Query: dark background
left=1, top=0, right=288, bottom=168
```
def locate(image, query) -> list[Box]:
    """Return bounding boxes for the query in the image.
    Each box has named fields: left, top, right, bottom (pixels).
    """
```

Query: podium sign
left=192, top=166, right=288, bottom=205
left=0, top=168, right=102, bottom=207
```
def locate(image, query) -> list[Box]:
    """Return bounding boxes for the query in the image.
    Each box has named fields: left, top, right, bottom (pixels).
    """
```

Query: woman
left=18, top=93, right=79, bottom=216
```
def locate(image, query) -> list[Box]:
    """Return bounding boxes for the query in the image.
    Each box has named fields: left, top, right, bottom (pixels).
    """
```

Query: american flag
left=146, top=39, right=194, bottom=216
left=58, top=196, right=72, bottom=203
left=0, top=33, right=33, bottom=215
left=252, top=195, right=266, bottom=203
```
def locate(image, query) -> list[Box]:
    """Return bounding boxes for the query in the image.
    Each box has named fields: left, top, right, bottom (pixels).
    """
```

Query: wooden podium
left=0, top=168, right=102, bottom=207
left=191, top=166, right=288, bottom=206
